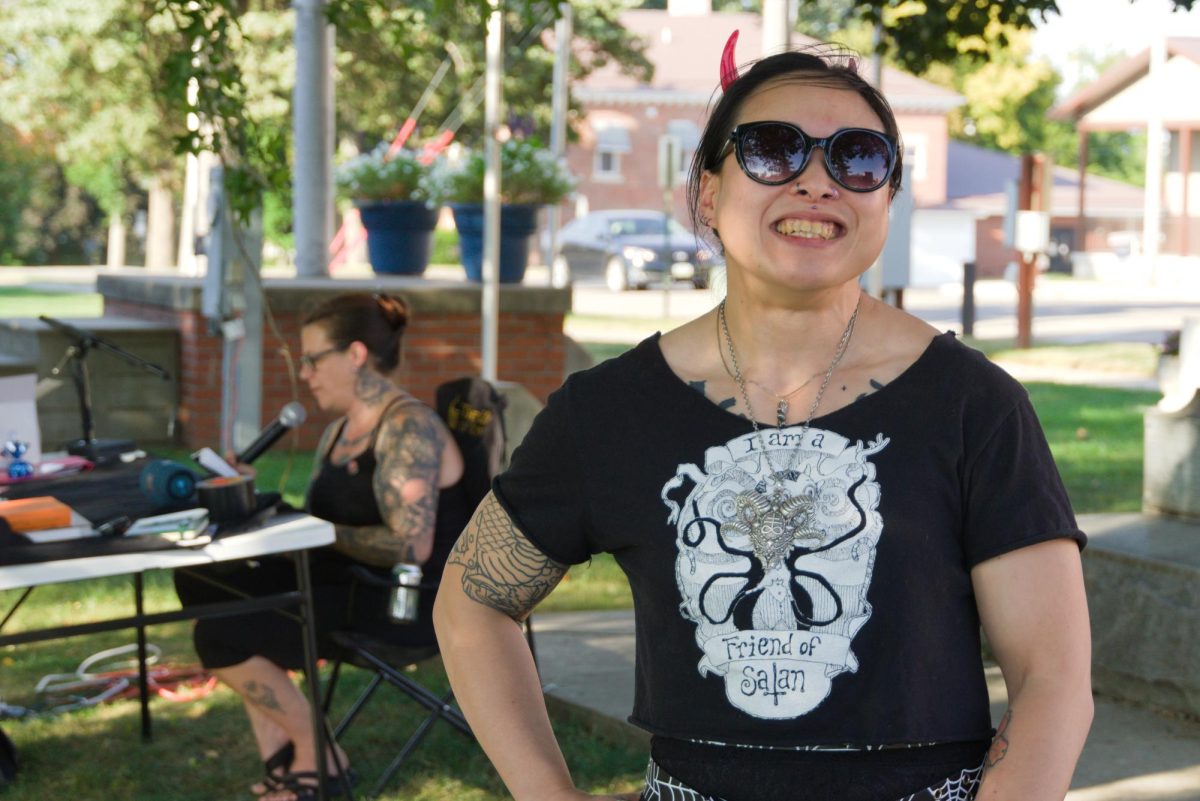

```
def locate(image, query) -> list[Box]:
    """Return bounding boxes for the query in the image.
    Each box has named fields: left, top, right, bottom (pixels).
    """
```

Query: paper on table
left=0, top=374, right=42, bottom=466
left=20, top=511, right=96, bottom=543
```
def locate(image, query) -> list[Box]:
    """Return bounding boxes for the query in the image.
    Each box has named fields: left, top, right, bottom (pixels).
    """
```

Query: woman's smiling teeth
left=775, top=218, right=839, bottom=239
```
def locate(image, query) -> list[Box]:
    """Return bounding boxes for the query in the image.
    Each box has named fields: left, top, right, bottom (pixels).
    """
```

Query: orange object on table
left=0, top=496, right=73, bottom=532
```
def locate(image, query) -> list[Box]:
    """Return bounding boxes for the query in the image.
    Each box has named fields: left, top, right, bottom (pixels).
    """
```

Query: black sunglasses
left=724, top=121, right=897, bottom=193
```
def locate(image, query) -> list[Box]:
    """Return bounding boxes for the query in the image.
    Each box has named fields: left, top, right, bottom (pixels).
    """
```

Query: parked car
left=550, top=209, right=722, bottom=290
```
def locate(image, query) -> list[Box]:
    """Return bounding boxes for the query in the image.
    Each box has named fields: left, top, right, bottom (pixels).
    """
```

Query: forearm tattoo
left=242, top=680, right=283, bottom=713
left=448, top=494, right=568, bottom=621
left=334, top=523, right=407, bottom=565
left=982, top=709, right=1012, bottom=777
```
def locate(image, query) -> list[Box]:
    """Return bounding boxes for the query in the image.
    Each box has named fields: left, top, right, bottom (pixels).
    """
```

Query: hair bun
left=374, top=293, right=409, bottom=330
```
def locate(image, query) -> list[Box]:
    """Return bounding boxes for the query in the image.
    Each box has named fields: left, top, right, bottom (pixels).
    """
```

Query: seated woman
left=175, top=292, right=468, bottom=801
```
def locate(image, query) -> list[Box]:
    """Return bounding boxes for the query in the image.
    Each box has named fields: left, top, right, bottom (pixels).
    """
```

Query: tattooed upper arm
left=371, top=406, right=443, bottom=562
left=448, top=493, right=568, bottom=622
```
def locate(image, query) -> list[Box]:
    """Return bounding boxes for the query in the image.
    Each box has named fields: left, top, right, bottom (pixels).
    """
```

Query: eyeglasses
left=724, top=121, right=897, bottom=193
left=299, top=346, right=345, bottom=371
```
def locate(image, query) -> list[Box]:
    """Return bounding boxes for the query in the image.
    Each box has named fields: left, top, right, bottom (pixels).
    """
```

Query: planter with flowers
left=335, top=146, right=438, bottom=276
left=430, top=139, right=574, bottom=283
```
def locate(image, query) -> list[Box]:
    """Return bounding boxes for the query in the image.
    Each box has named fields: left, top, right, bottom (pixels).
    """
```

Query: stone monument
left=1082, top=316, right=1200, bottom=720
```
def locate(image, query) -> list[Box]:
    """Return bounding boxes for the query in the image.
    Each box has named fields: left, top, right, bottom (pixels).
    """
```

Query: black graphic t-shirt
left=494, top=332, right=1084, bottom=749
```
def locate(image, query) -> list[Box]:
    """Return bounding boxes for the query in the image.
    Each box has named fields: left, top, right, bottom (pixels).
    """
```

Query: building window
left=594, top=125, right=632, bottom=182
left=903, top=133, right=928, bottom=182
left=595, top=150, right=621, bottom=179
left=667, top=119, right=701, bottom=182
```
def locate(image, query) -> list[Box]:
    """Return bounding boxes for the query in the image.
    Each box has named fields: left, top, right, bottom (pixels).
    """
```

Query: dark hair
left=302, top=292, right=410, bottom=373
left=686, top=45, right=904, bottom=240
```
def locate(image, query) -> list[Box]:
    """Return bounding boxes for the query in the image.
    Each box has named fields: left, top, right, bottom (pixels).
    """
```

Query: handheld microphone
left=236, top=402, right=307, bottom=464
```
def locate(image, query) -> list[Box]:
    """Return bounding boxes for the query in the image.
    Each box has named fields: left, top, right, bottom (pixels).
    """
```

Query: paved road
left=5, top=265, right=1194, bottom=348
left=566, top=276, right=1198, bottom=347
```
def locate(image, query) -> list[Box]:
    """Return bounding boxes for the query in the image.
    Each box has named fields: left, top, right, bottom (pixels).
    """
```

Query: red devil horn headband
left=720, top=30, right=739, bottom=91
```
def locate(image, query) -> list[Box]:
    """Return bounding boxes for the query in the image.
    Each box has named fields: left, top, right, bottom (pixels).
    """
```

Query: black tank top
left=306, top=401, right=473, bottom=589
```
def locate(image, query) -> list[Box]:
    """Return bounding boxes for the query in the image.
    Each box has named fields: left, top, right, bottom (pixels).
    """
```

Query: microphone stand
left=40, top=315, right=171, bottom=465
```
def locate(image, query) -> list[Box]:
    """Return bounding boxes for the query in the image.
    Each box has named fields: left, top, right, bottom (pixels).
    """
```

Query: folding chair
left=322, top=565, right=473, bottom=798
left=322, top=565, right=543, bottom=798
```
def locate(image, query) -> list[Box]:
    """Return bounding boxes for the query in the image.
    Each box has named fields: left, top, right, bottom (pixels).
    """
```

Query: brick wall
left=99, top=275, right=569, bottom=451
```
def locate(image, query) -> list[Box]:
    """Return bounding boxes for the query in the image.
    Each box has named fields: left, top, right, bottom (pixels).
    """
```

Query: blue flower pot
left=450, top=203, right=540, bottom=284
left=357, top=200, right=440, bottom=276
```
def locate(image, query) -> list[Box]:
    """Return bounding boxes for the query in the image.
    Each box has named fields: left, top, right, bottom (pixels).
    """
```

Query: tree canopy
left=5, top=0, right=1194, bottom=238
left=0, top=0, right=184, bottom=220
left=718, top=0, right=1196, bottom=73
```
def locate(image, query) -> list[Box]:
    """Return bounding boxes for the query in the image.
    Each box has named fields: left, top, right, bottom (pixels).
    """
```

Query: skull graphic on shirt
left=661, top=426, right=888, bottom=719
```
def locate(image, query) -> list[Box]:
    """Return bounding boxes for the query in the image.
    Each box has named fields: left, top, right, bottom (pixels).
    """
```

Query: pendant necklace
left=718, top=351, right=820, bottom=429
left=717, top=293, right=862, bottom=568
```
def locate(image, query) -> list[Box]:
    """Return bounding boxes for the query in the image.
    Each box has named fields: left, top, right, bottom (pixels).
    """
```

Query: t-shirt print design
left=662, top=426, right=889, bottom=719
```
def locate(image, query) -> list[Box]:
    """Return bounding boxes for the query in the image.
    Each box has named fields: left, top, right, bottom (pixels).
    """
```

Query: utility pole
left=865, top=20, right=885, bottom=300
left=1016, top=153, right=1052, bottom=350
left=545, top=3, right=572, bottom=286
left=1143, top=34, right=1167, bottom=282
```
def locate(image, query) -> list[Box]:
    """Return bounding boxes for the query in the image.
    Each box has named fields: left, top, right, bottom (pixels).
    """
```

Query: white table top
left=0, top=512, right=335, bottom=592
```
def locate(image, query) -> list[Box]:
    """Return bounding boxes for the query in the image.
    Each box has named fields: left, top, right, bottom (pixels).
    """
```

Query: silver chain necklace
left=717, top=294, right=862, bottom=568
left=717, top=346, right=821, bottom=429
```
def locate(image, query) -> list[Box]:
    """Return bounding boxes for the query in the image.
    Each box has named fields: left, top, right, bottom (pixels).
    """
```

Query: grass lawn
left=0, top=587, right=644, bottom=801
left=0, top=288, right=103, bottom=318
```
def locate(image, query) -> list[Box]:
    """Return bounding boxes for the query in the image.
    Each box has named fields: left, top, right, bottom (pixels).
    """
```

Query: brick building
left=566, top=4, right=963, bottom=227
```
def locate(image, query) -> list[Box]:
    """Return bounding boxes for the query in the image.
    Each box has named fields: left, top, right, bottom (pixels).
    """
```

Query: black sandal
left=266, top=768, right=357, bottom=801
left=251, top=742, right=294, bottom=796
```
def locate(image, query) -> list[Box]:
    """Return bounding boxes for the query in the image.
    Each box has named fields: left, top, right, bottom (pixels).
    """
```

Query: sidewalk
left=533, top=608, right=1200, bottom=801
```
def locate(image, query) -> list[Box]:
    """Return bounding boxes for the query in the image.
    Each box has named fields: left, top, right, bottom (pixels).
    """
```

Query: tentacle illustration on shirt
left=665, top=427, right=888, bottom=719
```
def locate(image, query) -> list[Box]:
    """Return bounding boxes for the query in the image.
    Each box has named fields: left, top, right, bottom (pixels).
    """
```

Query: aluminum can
left=390, top=564, right=422, bottom=622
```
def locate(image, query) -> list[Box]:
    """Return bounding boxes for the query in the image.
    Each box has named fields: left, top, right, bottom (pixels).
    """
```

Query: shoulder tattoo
left=448, top=494, right=568, bottom=621
left=855, top=377, right=887, bottom=402
left=688, top=379, right=737, bottom=411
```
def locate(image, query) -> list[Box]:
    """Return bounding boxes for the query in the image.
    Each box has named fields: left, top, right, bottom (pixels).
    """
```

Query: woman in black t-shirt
left=435, top=34, right=1092, bottom=801
left=175, top=293, right=466, bottom=801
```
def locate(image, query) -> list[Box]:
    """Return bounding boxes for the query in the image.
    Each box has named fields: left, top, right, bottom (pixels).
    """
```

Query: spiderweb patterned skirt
left=639, top=758, right=984, bottom=801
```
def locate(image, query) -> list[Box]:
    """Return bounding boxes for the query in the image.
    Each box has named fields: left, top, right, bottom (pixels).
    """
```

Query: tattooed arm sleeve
left=333, top=406, right=443, bottom=567
left=447, top=492, right=569, bottom=622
